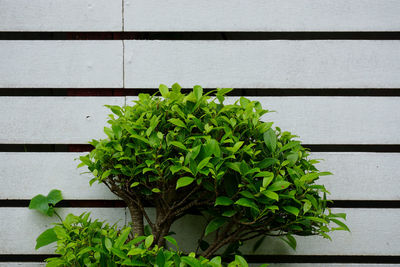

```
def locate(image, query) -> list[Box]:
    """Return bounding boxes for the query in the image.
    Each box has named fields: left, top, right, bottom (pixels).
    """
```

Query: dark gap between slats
left=0, top=254, right=399, bottom=264
left=2, top=88, right=400, bottom=97
left=1, top=32, right=400, bottom=40
left=1, top=144, right=400, bottom=153
left=1, top=200, right=400, bottom=209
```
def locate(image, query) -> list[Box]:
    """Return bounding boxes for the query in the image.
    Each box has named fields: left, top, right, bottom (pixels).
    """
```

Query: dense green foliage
left=30, top=199, right=256, bottom=267
left=79, top=84, right=348, bottom=257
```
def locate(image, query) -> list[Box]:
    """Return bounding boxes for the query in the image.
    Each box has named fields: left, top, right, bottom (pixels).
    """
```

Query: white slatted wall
left=0, top=0, right=399, bottom=266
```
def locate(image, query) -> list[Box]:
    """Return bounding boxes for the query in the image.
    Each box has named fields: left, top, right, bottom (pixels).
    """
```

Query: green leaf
left=239, top=97, right=250, bottom=108
left=283, top=206, right=300, bottom=216
left=235, top=198, right=259, bottom=212
left=302, top=200, right=312, bottom=214
left=330, top=218, right=350, bottom=232
left=217, top=88, right=233, bottom=96
left=130, top=134, right=150, bottom=144
left=222, top=210, right=237, bottom=217
left=300, top=173, right=320, bottom=183
left=205, top=218, right=227, bottom=236
left=263, top=128, right=277, bottom=152
left=258, top=158, right=279, bottom=169
left=114, top=227, right=131, bottom=248
left=168, top=118, right=186, bottom=128
left=29, top=194, right=49, bottom=216
left=107, top=105, right=123, bottom=117
left=145, top=235, right=154, bottom=248
left=102, top=169, right=112, bottom=180
left=176, top=177, right=194, bottom=189
left=234, top=255, right=248, bottom=267
left=268, top=181, right=291, bottom=191
left=46, top=189, right=63, bottom=206
left=197, top=157, right=211, bottom=171
left=105, top=238, right=112, bottom=251
left=193, top=85, right=203, bottom=101
left=130, top=182, right=139, bottom=188
left=156, top=250, right=165, bottom=267
left=164, top=236, right=179, bottom=249
left=35, top=228, right=58, bottom=249
left=226, top=162, right=242, bottom=174
left=227, top=141, right=244, bottom=153
left=159, top=84, right=170, bottom=98
left=280, top=234, right=297, bottom=250
left=152, top=188, right=161, bottom=193
left=215, top=196, right=234, bottom=206
left=280, top=141, right=301, bottom=152
left=263, top=190, right=279, bottom=201
left=170, top=141, right=187, bottom=150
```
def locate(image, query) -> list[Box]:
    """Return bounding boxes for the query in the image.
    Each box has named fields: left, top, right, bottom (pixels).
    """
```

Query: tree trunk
left=127, top=202, right=144, bottom=236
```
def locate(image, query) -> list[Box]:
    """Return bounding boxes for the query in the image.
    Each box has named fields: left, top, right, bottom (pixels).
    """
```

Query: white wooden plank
left=0, top=153, right=116, bottom=200
left=1, top=96, right=399, bottom=144
left=239, top=208, right=400, bottom=255
left=124, top=40, right=400, bottom=88
left=0, top=97, right=125, bottom=144
left=0, top=264, right=45, bottom=267
left=124, top=0, right=400, bottom=31
left=126, top=96, right=400, bottom=144
left=1, top=152, right=398, bottom=201
left=0, top=208, right=127, bottom=254
left=3, top=208, right=398, bottom=255
left=0, top=41, right=123, bottom=88
left=314, top=153, right=400, bottom=200
left=0, top=0, right=122, bottom=31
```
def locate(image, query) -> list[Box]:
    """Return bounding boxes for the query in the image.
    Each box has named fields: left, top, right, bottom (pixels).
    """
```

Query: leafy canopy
left=79, top=83, right=347, bottom=255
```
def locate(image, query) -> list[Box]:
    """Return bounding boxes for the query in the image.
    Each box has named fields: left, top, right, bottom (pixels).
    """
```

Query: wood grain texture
left=1, top=208, right=399, bottom=256
left=2, top=96, right=399, bottom=144
left=0, top=153, right=116, bottom=200
left=0, top=41, right=123, bottom=88
left=0, top=152, right=398, bottom=200
left=127, top=96, right=400, bottom=144
left=0, top=0, right=122, bottom=31
left=0, top=97, right=125, bottom=144
left=124, top=40, right=400, bottom=89
left=0, top=208, right=127, bottom=254
left=124, top=0, right=400, bottom=31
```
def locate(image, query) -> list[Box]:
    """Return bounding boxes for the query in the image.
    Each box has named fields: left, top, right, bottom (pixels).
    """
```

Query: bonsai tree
left=79, top=84, right=348, bottom=258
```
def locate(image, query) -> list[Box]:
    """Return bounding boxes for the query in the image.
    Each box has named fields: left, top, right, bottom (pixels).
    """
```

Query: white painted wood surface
left=0, top=41, right=123, bottom=88
left=127, top=96, right=400, bottom=144
left=0, top=97, right=125, bottom=144
left=0, top=0, right=122, bottom=31
left=1, top=152, right=398, bottom=201
left=124, top=0, right=400, bottom=32
left=0, top=208, right=127, bottom=254
left=2, top=96, right=399, bottom=144
left=0, top=153, right=116, bottom=200
left=124, top=40, right=400, bottom=89
left=1, top=208, right=399, bottom=256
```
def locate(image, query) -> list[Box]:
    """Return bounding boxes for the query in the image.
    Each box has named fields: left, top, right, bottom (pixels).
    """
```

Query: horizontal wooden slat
left=127, top=96, right=400, bottom=144
left=2, top=96, right=399, bottom=144
left=0, top=153, right=116, bottom=200
left=0, top=208, right=127, bottom=254
left=1, top=208, right=399, bottom=256
left=314, top=153, right=400, bottom=200
left=124, top=0, right=400, bottom=31
left=0, top=97, right=125, bottom=143
left=0, top=264, right=45, bottom=267
left=1, top=152, right=398, bottom=200
left=0, top=41, right=123, bottom=88
left=0, top=0, right=121, bottom=31
left=124, top=40, right=400, bottom=88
